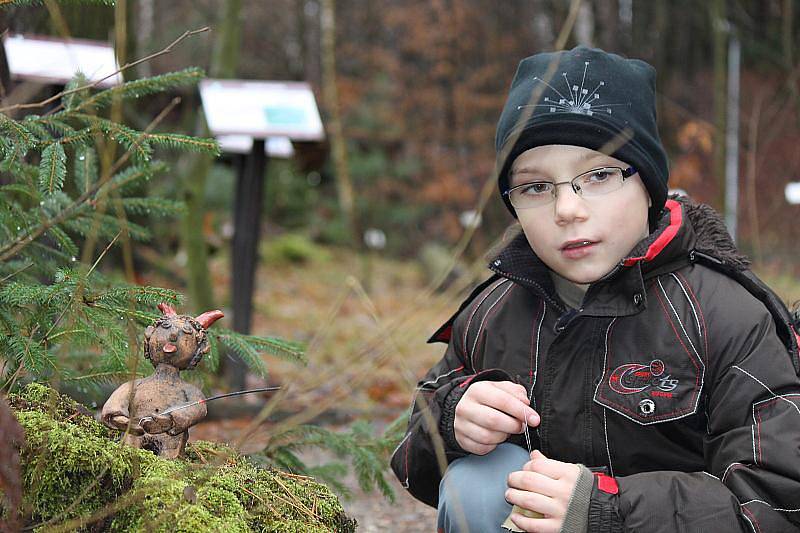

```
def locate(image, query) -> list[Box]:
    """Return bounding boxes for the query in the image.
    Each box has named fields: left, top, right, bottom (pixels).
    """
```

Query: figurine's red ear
left=195, top=310, right=224, bottom=329
left=157, top=303, right=177, bottom=316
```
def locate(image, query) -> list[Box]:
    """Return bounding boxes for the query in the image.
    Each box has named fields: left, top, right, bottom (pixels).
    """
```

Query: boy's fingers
left=457, top=434, right=497, bottom=456
left=459, top=401, right=525, bottom=434
left=525, top=450, right=579, bottom=480
left=507, top=470, right=561, bottom=498
left=458, top=419, right=510, bottom=445
left=490, top=382, right=541, bottom=426
left=475, top=383, right=539, bottom=426
left=492, top=381, right=530, bottom=402
left=509, top=513, right=560, bottom=533
left=504, top=487, right=560, bottom=517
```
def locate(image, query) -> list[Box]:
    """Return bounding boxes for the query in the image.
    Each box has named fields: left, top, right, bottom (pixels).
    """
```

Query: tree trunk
left=179, top=0, right=243, bottom=316
left=321, top=0, right=358, bottom=247
left=574, top=1, right=594, bottom=46
left=711, top=0, right=728, bottom=211
left=782, top=0, right=800, bottom=129
left=595, top=0, right=618, bottom=51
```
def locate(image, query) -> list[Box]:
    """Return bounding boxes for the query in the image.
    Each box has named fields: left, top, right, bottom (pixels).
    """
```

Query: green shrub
left=262, top=233, right=330, bottom=265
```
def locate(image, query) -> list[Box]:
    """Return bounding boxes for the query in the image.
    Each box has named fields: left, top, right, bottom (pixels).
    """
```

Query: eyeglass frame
left=503, top=166, right=637, bottom=209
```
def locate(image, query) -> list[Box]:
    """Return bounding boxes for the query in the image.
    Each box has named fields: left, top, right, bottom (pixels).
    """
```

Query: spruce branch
left=214, top=327, right=306, bottom=362
left=0, top=97, right=180, bottom=262
left=73, top=146, right=98, bottom=194
left=142, top=132, right=219, bottom=156
left=38, top=141, right=67, bottom=195
left=67, top=68, right=205, bottom=114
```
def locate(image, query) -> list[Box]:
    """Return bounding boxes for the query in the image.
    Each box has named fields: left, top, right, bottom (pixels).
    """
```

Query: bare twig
left=0, top=263, right=33, bottom=284
left=87, top=230, right=122, bottom=277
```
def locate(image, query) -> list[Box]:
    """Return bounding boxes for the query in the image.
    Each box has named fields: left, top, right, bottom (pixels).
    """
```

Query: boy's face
left=510, top=145, right=651, bottom=284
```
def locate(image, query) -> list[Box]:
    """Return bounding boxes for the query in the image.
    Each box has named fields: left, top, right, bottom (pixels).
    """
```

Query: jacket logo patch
left=608, top=359, right=679, bottom=395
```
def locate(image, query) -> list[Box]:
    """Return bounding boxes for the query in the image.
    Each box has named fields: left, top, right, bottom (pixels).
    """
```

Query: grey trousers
left=437, top=443, right=530, bottom=533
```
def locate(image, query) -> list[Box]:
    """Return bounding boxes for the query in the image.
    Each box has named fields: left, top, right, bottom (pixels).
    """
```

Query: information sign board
left=199, top=79, right=324, bottom=141
left=3, top=33, right=121, bottom=87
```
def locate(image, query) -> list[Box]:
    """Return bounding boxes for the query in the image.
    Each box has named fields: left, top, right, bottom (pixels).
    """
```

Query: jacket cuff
left=588, top=473, right=624, bottom=532
left=560, top=465, right=592, bottom=533
left=438, top=368, right=513, bottom=453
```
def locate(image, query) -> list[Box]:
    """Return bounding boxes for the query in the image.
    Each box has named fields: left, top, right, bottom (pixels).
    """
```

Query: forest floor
left=180, top=239, right=468, bottom=531
left=163, top=236, right=800, bottom=532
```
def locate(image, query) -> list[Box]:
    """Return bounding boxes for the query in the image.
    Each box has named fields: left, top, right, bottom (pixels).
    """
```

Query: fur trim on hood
left=673, top=195, right=751, bottom=271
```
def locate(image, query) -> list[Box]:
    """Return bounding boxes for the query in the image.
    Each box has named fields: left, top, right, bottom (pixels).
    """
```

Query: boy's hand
left=504, top=450, right=581, bottom=532
left=453, top=380, right=540, bottom=455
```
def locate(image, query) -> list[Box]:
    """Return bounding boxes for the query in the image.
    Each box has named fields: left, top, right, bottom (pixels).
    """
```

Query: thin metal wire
left=138, top=386, right=281, bottom=426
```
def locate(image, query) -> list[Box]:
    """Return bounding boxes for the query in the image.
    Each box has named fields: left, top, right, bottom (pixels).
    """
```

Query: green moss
left=9, top=381, right=110, bottom=439
left=16, top=410, right=137, bottom=525
left=11, top=384, right=356, bottom=532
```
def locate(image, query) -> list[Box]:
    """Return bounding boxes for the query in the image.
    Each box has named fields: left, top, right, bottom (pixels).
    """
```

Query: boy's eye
left=519, top=182, right=552, bottom=196
left=586, top=169, right=612, bottom=182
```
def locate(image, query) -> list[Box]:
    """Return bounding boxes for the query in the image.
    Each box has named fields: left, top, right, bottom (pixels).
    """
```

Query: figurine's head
left=143, top=304, right=224, bottom=370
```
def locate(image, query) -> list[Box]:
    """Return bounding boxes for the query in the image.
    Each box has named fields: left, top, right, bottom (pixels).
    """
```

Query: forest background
left=2, top=1, right=800, bottom=531
left=5, top=0, right=800, bottom=265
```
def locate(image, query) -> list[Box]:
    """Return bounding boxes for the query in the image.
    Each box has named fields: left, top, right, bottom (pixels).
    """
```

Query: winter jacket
left=390, top=197, right=800, bottom=532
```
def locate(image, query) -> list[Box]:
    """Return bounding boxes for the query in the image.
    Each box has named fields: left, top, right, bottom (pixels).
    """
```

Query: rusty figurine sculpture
left=101, top=303, right=224, bottom=458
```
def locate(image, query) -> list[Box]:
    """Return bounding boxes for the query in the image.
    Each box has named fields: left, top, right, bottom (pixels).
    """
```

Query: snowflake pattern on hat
left=517, top=61, right=627, bottom=116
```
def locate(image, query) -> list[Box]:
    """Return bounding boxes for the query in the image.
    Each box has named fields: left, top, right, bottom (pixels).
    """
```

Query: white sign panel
left=786, top=182, right=800, bottom=205
left=200, top=79, right=325, bottom=141
left=216, top=135, right=295, bottom=158
left=3, top=34, right=121, bottom=87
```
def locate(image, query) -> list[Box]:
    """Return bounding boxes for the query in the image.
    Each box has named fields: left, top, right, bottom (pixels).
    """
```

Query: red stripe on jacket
left=624, top=199, right=682, bottom=267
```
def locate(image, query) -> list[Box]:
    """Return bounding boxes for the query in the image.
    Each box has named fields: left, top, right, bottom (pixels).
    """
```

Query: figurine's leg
left=157, top=433, right=188, bottom=459
left=122, top=433, right=144, bottom=449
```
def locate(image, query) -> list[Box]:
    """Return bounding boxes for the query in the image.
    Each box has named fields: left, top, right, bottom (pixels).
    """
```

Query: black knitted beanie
left=495, top=46, right=669, bottom=223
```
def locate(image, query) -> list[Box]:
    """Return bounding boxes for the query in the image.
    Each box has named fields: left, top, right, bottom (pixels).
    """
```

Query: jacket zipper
left=488, top=265, right=566, bottom=314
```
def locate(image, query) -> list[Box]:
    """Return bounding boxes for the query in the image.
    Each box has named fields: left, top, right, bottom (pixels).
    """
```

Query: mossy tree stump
left=6, top=383, right=356, bottom=532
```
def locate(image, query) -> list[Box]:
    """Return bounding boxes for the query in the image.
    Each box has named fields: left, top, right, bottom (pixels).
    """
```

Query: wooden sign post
left=200, top=80, right=325, bottom=388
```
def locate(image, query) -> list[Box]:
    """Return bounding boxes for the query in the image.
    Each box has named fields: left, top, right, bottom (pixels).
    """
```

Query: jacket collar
left=487, top=197, right=737, bottom=317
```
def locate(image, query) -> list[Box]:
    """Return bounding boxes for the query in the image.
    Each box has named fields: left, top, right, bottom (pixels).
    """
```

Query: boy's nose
left=553, top=186, right=588, bottom=224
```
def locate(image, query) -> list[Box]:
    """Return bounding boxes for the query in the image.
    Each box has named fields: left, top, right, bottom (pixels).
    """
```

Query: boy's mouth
left=560, top=239, right=597, bottom=251
left=560, top=239, right=598, bottom=259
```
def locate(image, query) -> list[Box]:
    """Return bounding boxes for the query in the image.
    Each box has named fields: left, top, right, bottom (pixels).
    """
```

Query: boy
left=390, top=46, right=800, bottom=532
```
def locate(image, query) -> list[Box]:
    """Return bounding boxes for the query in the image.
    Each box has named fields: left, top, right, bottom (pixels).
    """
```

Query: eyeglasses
left=504, top=166, right=637, bottom=209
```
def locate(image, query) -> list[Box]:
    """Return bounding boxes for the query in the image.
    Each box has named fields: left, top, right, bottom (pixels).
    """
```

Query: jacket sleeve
left=389, top=299, right=512, bottom=507
left=592, top=293, right=800, bottom=532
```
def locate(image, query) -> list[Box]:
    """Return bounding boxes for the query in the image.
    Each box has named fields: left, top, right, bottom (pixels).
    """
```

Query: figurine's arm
left=140, top=413, right=174, bottom=434
left=167, top=386, right=207, bottom=435
left=139, top=386, right=207, bottom=436
left=101, top=382, right=145, bottom=436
